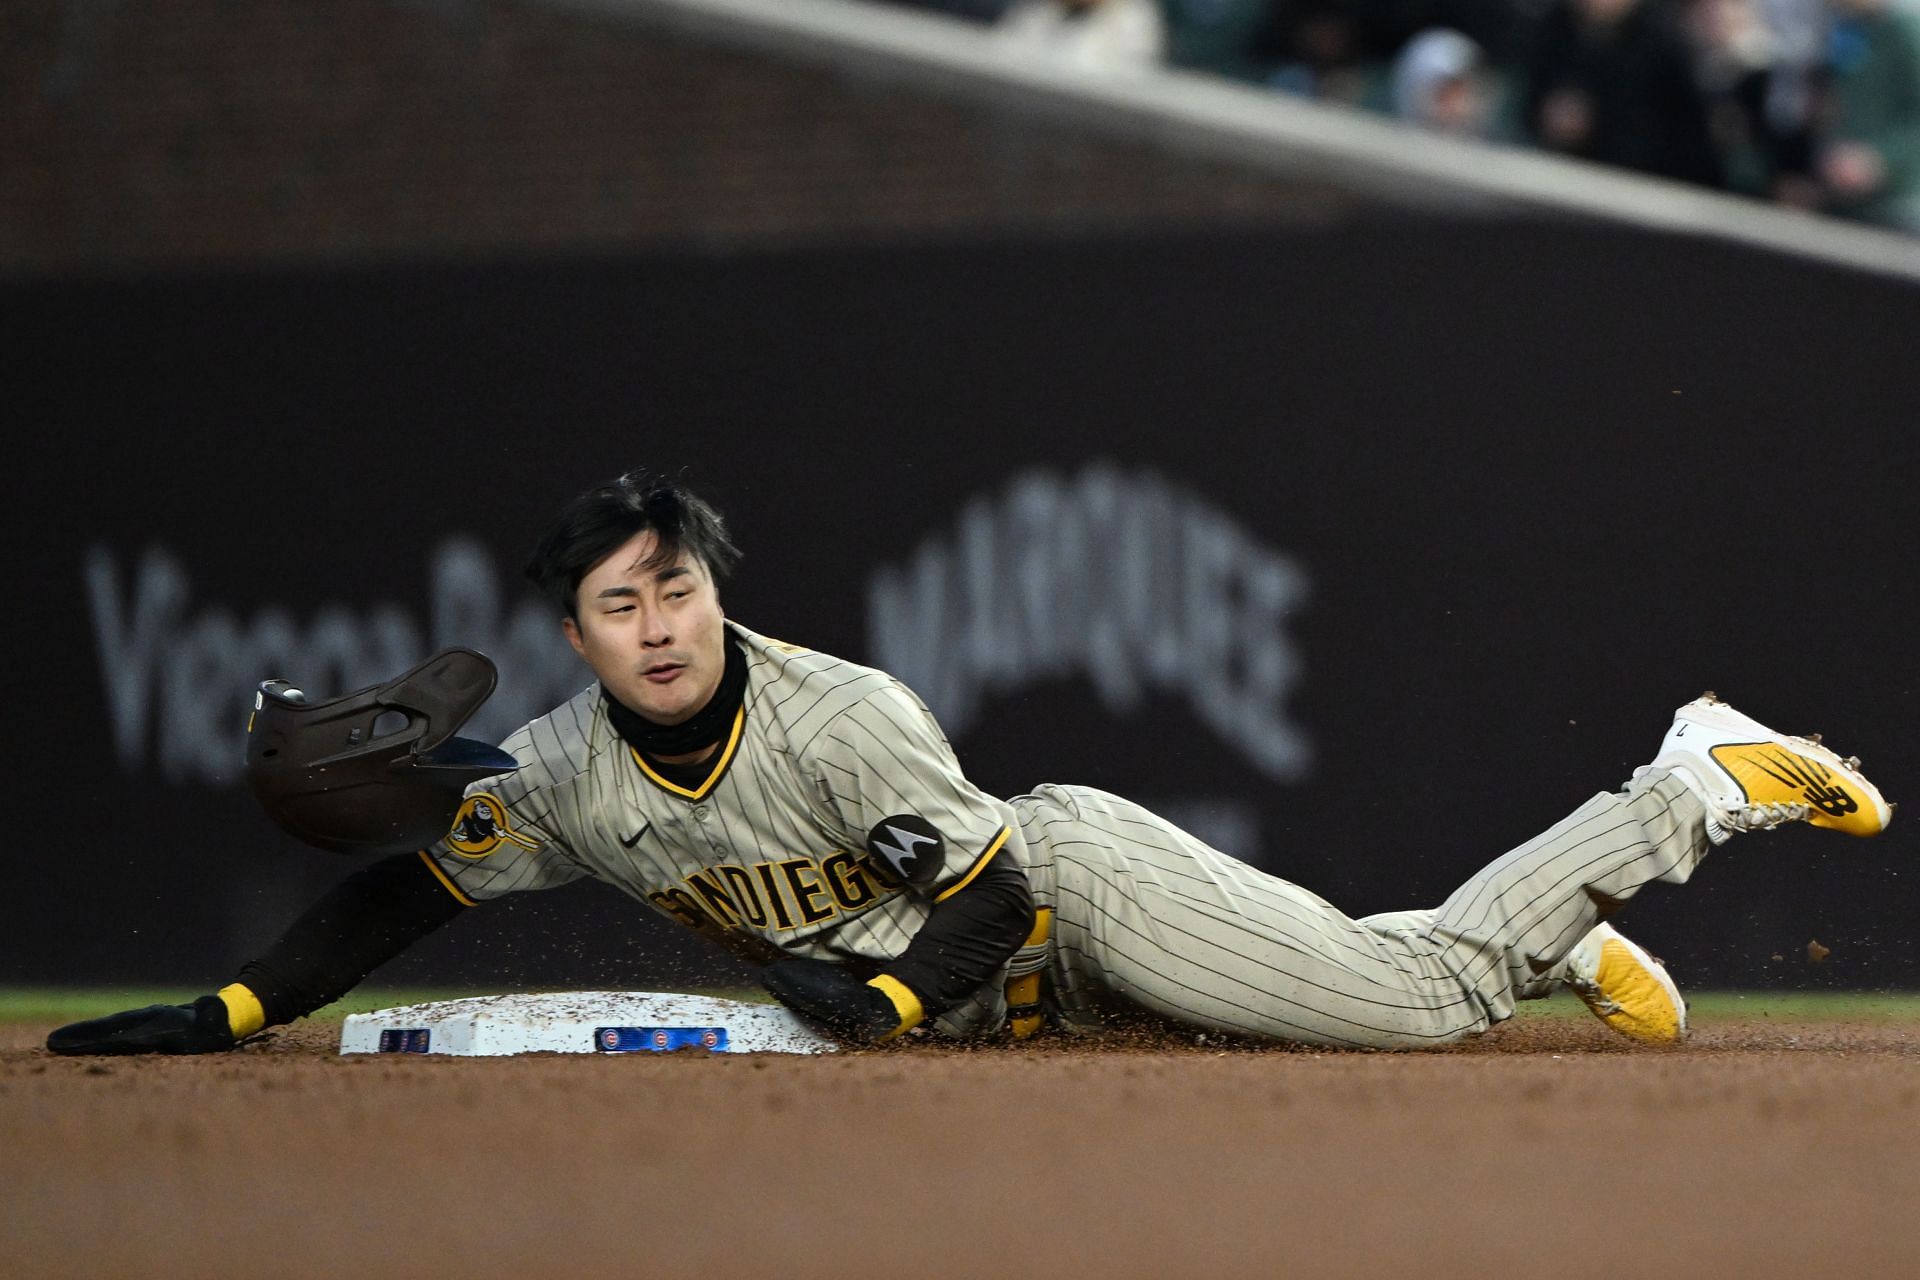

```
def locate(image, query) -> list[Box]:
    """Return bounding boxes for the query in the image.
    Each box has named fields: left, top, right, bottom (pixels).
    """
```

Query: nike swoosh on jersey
left=620, top=823, right=652, bottom=849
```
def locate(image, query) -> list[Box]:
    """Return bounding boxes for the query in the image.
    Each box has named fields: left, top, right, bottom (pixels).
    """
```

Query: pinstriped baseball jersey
left=428, top=625, right=1722, bottom=1049
left=424, top=625, right=1025, bottom=1029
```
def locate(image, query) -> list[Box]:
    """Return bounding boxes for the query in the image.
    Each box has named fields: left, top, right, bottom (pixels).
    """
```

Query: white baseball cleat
left=1645, top=692, right=1893, bottom=845
left=1561, top=923, right=1687, bottom=1045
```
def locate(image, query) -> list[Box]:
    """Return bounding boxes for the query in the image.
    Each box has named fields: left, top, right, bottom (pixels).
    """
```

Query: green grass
left=0, top=986, right=770, bottom=1024
left=0, top=988, right=491, bottom=1024
left=8, top=988, right=1920, bottom=1025
left=1518, top=989, right=1920, bottom=1021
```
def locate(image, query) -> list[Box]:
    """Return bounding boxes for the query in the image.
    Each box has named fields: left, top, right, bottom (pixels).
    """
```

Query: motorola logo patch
left=866, top=815, right=945, bottom=886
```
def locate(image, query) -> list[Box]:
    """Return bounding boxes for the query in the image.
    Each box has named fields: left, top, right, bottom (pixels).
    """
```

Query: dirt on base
left=5, top=1014, right=1919, bottom=1279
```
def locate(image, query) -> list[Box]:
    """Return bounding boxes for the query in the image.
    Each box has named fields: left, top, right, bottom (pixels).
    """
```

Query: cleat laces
left=1709, top=799, right=1813, bottom=843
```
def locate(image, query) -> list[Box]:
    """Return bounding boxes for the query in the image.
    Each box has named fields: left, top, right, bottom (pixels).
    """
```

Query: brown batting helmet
left=244, top=648, right=519, bottom=854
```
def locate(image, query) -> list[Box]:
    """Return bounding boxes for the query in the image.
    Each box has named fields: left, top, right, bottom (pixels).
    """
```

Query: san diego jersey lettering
left=426, top=625, right=1020, bottom=986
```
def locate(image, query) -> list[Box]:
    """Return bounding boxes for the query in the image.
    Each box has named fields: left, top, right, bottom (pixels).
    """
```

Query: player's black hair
left=524, top=470, right=741, bottom=618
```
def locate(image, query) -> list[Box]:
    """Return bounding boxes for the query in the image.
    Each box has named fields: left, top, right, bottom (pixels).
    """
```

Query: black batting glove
left=761, top=958, right=922, bottom=1043
left=46, top=995, right=239, bottom=1056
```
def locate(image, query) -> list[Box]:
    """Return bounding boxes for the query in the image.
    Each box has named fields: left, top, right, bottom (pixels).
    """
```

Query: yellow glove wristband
left=865, top=974, right=924, bottom=1041
left=216, top=983, right=266, bottom=1039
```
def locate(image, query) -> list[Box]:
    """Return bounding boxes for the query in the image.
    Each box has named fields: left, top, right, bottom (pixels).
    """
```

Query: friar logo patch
left=867, top=815, right=944, bottom=886
left=446, top=792, right=540, bottom=858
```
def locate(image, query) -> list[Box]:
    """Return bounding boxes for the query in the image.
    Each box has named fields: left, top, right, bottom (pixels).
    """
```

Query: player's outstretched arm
left=762, top=854, right=1035, bottom=1043
left=761, top=958, right=913, bottom=1042
left=45, top=851, right=472, bottom=1055
left=45, top=994, right=244, bottom=1055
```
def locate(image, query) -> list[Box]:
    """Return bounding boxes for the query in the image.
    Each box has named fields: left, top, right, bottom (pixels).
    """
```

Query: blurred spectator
left=1251, top=0, right=1535, bottom=110
left=1685, top=0, right=1820, bottom=198
left=995, top=0, right=1169, bottom=68
left=1160, top=0, right=1533, bottom=96
left=899, top=0, right=1920, bottom=236
left=1755, top=0, right=1834, bottom=203
left=1257, top=0, right=1403, bottom=104
left=1819, top=0, right=1920, bottom=229
left=1391, top=28, right=1499, bottom=132
left=1522, top=0, right=1727, bottom=185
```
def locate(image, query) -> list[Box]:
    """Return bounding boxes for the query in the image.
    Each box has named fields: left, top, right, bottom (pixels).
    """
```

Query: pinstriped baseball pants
left=1013, top=771, right=1709, bottom=1049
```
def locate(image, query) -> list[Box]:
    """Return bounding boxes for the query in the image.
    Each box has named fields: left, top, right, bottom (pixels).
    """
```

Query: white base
left=338, top=991, right=839, bottom=1056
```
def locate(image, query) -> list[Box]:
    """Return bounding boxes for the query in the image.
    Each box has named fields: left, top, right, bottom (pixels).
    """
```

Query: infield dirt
left=5, top=1014, right=1918, bottom=1279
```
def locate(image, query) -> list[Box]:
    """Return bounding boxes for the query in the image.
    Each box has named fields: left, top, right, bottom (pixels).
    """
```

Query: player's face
left=564, top=530, right=727, bottom=728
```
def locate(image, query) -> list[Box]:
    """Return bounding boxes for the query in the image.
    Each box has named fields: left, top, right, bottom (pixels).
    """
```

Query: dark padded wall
left=8, top=215, right=1917, bottom=991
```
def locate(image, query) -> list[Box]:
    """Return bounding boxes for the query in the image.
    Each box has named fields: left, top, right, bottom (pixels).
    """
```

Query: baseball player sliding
left=50, top=473, right=1894, bottom=1056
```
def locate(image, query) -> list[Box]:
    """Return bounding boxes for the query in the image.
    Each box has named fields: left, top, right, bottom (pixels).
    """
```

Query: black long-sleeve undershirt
left=882, top=853, right=1034, bottom=1019
left=232, top=852, right=467, bottom=1028
left=234, top=845, right=1033, bottom=1032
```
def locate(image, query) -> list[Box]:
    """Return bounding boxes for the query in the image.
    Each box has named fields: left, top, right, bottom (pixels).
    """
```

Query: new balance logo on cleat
left=1724, top=747, right=1859, bottom=819
left=1648, top=694, right=1892, bottom=842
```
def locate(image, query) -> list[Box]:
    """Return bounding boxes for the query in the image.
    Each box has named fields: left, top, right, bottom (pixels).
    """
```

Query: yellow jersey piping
left=629, top=707, right=746, bottom=802
left=934, top=826, right=1010, bottom=903
left=418, top=849, right=478, bottom=907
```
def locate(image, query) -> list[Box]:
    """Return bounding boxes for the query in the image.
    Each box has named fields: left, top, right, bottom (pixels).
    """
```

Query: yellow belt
left=1004, top=906, right=1053, bottom=1040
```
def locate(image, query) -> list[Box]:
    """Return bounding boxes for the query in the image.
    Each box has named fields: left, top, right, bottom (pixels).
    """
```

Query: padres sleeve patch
left=866, top=815, right=945, bottom=887
left=445, top=793, right=540, bottom=859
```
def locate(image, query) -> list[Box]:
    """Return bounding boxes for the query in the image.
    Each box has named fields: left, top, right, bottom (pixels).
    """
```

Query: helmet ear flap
left=245, top=648, right=520, bottom=855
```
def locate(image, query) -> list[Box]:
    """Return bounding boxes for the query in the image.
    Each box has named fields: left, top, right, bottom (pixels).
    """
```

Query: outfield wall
left=9, top=218, right=1918, bottom=992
